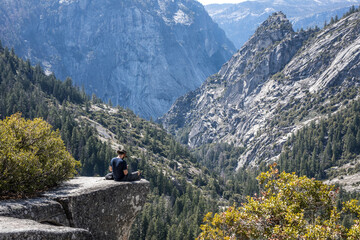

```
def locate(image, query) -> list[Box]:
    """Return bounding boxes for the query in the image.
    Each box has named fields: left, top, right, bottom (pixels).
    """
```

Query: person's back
left=107, top=149, right=141, bottom=182
left=110, top=157, right=126, bottom=181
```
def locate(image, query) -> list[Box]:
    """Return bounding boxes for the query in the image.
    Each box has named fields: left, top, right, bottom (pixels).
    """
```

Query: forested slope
left=279, top=95, right=360, bottom=183
left=0, top=42, right=223, bottom=239
left=0, top=41, right=271, bottom=239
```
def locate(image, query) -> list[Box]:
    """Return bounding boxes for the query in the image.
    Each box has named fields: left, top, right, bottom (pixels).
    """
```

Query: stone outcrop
left=162, top=11, right=360, bottom=167
left=0, top=177, right=150, bottom=240
left=0, top=0, right=235, bottom=119
left=0, top=217, right=92, bottom=240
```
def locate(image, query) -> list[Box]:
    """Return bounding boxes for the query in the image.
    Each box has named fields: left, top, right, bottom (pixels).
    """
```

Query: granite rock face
left=162, top=12, right=310, bottom=137
left=0, top=177, right=150, bottom=240
left=0, top=0, right=235, bottom=119
left=0, top=216, right=92, bottom=240
left=0, top=199, right=70, bottom=226
left=162, top=11, right=360, bottom=167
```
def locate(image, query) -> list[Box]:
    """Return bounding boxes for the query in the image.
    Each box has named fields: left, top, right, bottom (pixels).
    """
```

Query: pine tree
left=344, top=127, right=356, bottom=154
left=330, top=17, right=335, bottom=24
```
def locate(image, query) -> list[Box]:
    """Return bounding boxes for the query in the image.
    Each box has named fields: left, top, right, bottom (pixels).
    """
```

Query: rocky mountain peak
left=256, top=12, right=292, bottom=35
left=247, top=11, right=294, bottom=52
left=162, top=11, right=310, bottom=140
left=217, top=12, right=302, bottom=102
left=205, top=1, right=360, bottom=49
left=162, top=10, right=360, bottom=167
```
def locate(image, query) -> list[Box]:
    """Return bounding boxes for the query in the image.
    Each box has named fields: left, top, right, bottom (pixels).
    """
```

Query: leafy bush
left=198, top=164, right=360, bottom=240
left=0, top=113, right=80, bottom=198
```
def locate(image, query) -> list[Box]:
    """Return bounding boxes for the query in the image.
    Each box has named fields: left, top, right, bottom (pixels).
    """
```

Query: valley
left=0, top=1, right=360, bottom=239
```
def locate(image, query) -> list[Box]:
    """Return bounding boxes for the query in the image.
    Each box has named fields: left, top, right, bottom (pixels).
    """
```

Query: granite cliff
left=162, top=11, right=360, bottom=167
left=0, top=178, right=150, bottom=240
left=0, top=0, right=235, bottom=119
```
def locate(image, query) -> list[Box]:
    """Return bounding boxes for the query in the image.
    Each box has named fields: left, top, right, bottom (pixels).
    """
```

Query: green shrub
left=0, top=113, right=80, bottom=198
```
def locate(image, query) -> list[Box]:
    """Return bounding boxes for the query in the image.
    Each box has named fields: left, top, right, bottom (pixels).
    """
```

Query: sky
left=197, top=0, right=248, bottom=5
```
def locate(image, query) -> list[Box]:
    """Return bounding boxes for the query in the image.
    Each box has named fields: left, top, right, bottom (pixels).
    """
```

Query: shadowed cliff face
left=162, top=11, right=360, bottom=167
left=0, top=177, right=150, bottom=240
left=0, top=0, right=235, bottom=119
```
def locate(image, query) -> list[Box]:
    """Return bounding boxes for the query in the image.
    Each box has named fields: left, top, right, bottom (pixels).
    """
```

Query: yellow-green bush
left=0, top=113, right=80, bottom=198
left=198, top=164, right=360, bottom=240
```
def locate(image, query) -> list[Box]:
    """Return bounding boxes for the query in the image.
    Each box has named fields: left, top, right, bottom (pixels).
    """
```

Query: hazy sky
left=197, top=0, right=247, bottom=5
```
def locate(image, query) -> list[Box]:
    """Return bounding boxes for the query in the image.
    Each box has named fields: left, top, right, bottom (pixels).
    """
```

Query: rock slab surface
left=0, top=177, right=150, bottom=240
left=0, top=216, right=92, bottom=240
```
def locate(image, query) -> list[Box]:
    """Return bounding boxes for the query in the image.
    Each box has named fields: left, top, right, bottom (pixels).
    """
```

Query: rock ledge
left=0, top=177, right=150, bottom=240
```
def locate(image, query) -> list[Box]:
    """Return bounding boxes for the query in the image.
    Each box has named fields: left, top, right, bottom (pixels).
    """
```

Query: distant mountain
left=205, top=0, right=360, bottom=48
left=0, top=0, right=235, bottom=119
left=161, top=10, right=360, bottom=168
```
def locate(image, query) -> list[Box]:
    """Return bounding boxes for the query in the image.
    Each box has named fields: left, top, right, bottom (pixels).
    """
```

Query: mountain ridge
left=161, top=10, right=360, bottom=168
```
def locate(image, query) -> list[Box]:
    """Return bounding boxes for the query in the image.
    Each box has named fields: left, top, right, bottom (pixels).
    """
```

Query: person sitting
left=106, top=149, right=141, bottom=181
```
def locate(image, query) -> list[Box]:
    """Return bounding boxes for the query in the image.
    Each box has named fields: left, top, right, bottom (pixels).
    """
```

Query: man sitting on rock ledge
left=105, top=149, right=141, bottom=181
